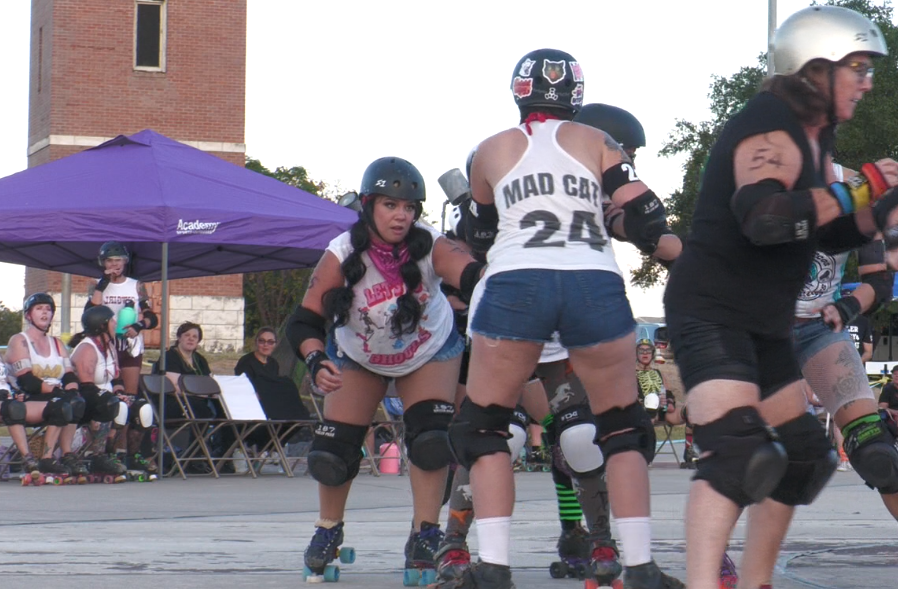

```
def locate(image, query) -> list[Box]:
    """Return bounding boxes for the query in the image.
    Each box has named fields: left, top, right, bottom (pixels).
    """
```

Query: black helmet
left=359, top=157, right=426, bottom=203
left=82, top=305, right=115, bottom=336
left=465, top=147, right=477, bottom=182
left=24, top=293, right=56, bottom=317
left=574, top=103, right=646, bottom=149
left=511, top=48, right=584, bottom=113
left=98, top=241, right=130, bottom=267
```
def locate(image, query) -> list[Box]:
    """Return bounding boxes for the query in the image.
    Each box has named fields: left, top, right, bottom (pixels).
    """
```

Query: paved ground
left=0, top=449, right=895, bottom=588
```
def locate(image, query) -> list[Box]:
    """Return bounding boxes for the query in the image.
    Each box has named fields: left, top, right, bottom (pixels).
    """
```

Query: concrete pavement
left=0, top=451, right=895, bottom=588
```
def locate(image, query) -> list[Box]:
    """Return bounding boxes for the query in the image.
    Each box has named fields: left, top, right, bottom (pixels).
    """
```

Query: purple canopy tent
left=0, top=129, right=356, bottom=475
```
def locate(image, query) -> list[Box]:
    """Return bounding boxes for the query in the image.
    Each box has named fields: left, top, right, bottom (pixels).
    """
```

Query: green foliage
left=243, top=157, right=330, bottom=344
left=634, top=0, right=898, bottom=289
left=0, top=304, right=23, bottom=345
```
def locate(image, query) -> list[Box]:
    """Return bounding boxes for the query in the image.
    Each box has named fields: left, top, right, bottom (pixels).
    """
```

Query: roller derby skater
left=287, top=156, right=479, bottom=584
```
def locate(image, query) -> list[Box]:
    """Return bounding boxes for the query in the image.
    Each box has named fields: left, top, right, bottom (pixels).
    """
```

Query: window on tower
left=135, top=1, right=166, bottom=71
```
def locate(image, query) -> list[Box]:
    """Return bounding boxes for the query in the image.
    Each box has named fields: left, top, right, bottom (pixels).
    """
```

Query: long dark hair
left=324, top=213, right=433, bottom=337
left=760, top=60, right=830, bottom=127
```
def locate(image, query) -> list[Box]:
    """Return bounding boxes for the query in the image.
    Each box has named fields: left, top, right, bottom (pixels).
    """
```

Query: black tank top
left=664, top=92, right=823, bottom=337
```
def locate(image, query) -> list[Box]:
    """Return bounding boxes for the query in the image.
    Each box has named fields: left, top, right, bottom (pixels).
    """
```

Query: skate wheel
left=50, top=476, right=63, bottom=486
left=338, top=546, right=355, bottom=564
left=323, top=565, right=339, bottom=582
left=525, top=464, right=535, bottom=472
left=419, top=569, right=436, bottom=585
left=574, top=564, right=588, bottom=580
left=21, top=474, right=31, bottom=486
left=584, top=579, right=598, bottom=589
left=403, top=568, right=421, bottom=586
left=550, top=561, right=568, bottom=579
left=542, top=465, right=551, bottom=473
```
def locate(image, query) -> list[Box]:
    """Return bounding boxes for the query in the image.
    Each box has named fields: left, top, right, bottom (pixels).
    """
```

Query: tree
left=0, top=304, right=22, bottom=345
left=634, top=0, right=898, bottom=289
left=242, top=157, right=331, bottom=343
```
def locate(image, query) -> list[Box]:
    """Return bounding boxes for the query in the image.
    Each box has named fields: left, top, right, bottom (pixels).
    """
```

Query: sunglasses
left=637, top=348, right=654, bottom=354
left=840, top=60, right=874, bottom=82
left=257, top=338, right=276, bottom=345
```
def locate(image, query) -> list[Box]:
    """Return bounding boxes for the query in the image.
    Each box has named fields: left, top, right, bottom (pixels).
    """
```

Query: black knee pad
left=844, top=412, right=898, bottom=494
left=59, top=390, right=86, bottom=423
left=92, top=391, right=123, bottom=423
left=42, top=396, right=73, bottom=426
left=768, top=413, right=838, bottom=506
left=448, top=398, right=513, bottom=470
left=307, top=420, right=368, bottom=487
left=1, top=398, right=27, bottom=426
left=403, top=399, right=455, bottom=471
left=510, top=405, right=530, bottom=432
left=693, top=406, right=788, bottom=507
left=595, top=402, right=656, bottom=465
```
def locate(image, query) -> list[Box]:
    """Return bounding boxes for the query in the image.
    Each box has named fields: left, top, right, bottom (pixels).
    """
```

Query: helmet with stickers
left=511, top=48, right=584, bottom=113
left=574, top=103, right=646, bottom=149
left=24, top=292, right=56, bottom=318
left=82, top=305, right=115, bottom=336
left=773, top=6, right=887, bottom=76
left=98, top=241, right=130, bottom=267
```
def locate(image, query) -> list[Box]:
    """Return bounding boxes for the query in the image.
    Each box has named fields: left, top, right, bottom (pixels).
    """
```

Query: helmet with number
left=574, top=104, right=646, bottom=149
left=98, top=241, right=130, bottom=267
left=511, top=48, right=584, bottom=113
left=773, top=6, right=888, bottom=76
left=82, top=305, right=115, bottom=336
left=24, top=292, right=56, bottom=318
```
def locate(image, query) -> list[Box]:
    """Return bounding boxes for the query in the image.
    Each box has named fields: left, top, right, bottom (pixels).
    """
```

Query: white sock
left=616, top=517, right=652, bottom=566
left=475, top=516, right=511, bottom=566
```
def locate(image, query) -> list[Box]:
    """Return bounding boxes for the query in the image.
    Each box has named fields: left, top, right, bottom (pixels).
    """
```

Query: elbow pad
left=286, top=306, right=327, bottom=358
left=465, top=200, right=499, bottom=254
left=862, top=270, right=894, bottom=313
left=140, top=307, right=159, bottom=329
left=17, top=372, right=45, bottom=395
left=622, top=190, right=669, bottom=254
left=730, top=179, right=816, bottom=245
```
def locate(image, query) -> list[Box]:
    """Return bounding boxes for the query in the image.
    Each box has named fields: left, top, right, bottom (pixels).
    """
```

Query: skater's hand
left=314, top=360, right=342, bottom=394
left=818, top=304, right=844, bottom=332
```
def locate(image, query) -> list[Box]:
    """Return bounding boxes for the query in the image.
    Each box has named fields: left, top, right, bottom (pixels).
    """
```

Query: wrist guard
left=129, top=322, right=144, bottom=333
left=304, top=350, right=330, bottom=384
left=96, top=276, right=110, bottom=292
left=827, top=296, right=862, bottom=327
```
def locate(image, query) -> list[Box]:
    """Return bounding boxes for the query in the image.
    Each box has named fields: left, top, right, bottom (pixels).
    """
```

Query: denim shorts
left=326, top=327, right=465, bottom=376
left=470, top=269, right=635, bottom=348
left=792, top=317, right=854, bottom=369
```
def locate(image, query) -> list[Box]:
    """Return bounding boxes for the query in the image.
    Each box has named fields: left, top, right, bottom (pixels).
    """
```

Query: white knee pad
left=137, top=403, right=155, bottom=428
left=113, top=401, right=129, bottom=428
left=559, top=422, right=604, bottom=474
left=507, top=422, right=527, bottom=462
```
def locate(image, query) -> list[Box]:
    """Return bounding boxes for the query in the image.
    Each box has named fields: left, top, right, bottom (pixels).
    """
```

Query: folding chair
left=246, top=375, right=317, bottom=475
left=654, top=423, right=681, bottom=467
left=139, top=373, right=195, bottom=479
left=0, top=425, right=49, bottom=479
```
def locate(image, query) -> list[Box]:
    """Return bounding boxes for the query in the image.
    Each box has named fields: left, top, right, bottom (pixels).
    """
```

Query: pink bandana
left=523, top=112, right=560, bottom=135
left=367, top=239, right=410, bottom=288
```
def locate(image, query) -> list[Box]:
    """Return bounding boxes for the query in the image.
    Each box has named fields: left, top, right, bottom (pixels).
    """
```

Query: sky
left=0, top=0, right=826, bottom=315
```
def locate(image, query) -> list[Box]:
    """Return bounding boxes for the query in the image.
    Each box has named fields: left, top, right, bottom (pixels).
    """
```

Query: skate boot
left=719, top=552, right=738, bottom=589
left=403, top=521, right=444, bottom=585
left=680, top=441, right=697, bottom=470
left=435, top=530, right=471, bottom=581
left=38, top=456, right=70, bottom=475
left=550, top=523, right=591, bottom=579
left=589, top=541, right=623, bottom=585
left=623, top=560, right=685, bottom=589
left=303, top=520, right=354, bottom=582
left=525, top=446, right=551, bottom=472
left=90, top=453, right=128, bottom=475
left=125, top=453, right=159, bottom=481
left=432, top=560, right=515, bottom=589
left=61, top=452, right=89, bottom=482
left=22, top=453, right=40, bottom=475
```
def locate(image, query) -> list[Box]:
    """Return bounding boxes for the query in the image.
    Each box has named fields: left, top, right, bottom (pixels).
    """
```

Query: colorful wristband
left=830, top=182, right=854, bottom=214
left=861, top=163, right=889, bottom=200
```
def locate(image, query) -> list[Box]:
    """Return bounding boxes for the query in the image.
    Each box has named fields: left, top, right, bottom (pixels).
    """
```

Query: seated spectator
left=234, top=327, right=280, bottom=382
left=879, top=365, right=898, bottom=422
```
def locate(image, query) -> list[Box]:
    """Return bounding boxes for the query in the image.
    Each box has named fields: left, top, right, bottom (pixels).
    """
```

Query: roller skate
left=22, top=457, right=73, bottom=486
left=431, top=560, right=514, bottom=589
left=87, top=453, right=128, bottom=483
left=588, top=540, right=622, bottom=587
left=302, top=520, right=355, bottom=583
left=21, top=453, right=40, bottom=475
left=719, top=552, right=738, bottom=589
left=549, top=523, right=591, bottom=580
left=125, top=452, right=158, bottom=482
left=680, top=441, right=697, bottom=470
left=61, top=452, right=89, bottom=484
left=524, top=446, right=552, bottom=473
left=403, top=521, right=443, bottom=586
left=621, top=560, right=684, bottom=589
left=435, top=530, right=471, bottom=581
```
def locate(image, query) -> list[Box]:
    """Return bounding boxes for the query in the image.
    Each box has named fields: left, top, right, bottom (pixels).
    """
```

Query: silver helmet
left=773, top=6, right=888, bottom=76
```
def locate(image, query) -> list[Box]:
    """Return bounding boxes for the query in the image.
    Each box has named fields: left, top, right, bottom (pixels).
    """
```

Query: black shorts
left=668, top=314, right=800, bottom=399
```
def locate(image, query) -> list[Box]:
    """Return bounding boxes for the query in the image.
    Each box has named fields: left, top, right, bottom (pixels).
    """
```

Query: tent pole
left=157, top=242, right=169, bottom=478
left=60, top=273, right=72, bottom=336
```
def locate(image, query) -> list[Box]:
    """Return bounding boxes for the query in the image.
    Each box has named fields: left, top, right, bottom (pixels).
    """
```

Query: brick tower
left=26, top=0, right=247, bottom=351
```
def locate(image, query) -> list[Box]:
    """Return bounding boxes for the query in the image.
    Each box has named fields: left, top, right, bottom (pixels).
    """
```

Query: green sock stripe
left=542, top=413, right=555, bottom=429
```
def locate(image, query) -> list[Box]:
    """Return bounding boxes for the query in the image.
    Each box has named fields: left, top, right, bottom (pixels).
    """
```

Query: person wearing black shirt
left=847, top=313, right=874, bottom=362
left=234, top=327, right=280, bottom=382
left=664, top=7, right=898, bottom=588
left=879, top=365, right=898, bottom=422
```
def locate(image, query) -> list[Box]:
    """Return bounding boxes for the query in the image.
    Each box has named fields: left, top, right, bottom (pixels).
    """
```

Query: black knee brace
left=0, top=398, right=27, bottom=426
left=403, top=399, right=455, bottom=471
left=307, top=420, right=368, bottom=487
left=844, top=411, right=898, bottom=494
left=594, top=402, right=656, bottom=465
left=42, top=396, right=73, bottom=426
left=85, top=389, right=123, bottom=423
left=693, top=406, right=788, bottom=507
left=448, top=398, right=513, bottom=470
left=511, top=405, right=530, bottom=432
left=768, top=413, right=838, bottom=506
left=59, top=390, right=86, bottom=423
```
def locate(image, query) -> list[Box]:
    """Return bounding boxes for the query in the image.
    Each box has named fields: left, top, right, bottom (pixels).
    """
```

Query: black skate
left=549, top=524, right=591, bottom=579
left=589, top=541, right=622, bottom=586
left=38, top=457, right=70, bottom=475
left=61, top=452, right=89, bottom=484
left=435, top=530, right=471, bottom=581
left=431, top=561, right=515, bottom=589
left=623, top=560, right=685, bottom=589
left=125, top=453, right=159, bottom=482
left=90, top=453, right=127, bottom=475
left=302, top=521, right=355, bottom=582
left=524, top=447, right=551, bottom=473
left=22, top=453, right=40, bottom=475
left=403, top=520, right=444, bottom=586
left=680, top=442, right=697, bottom=470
